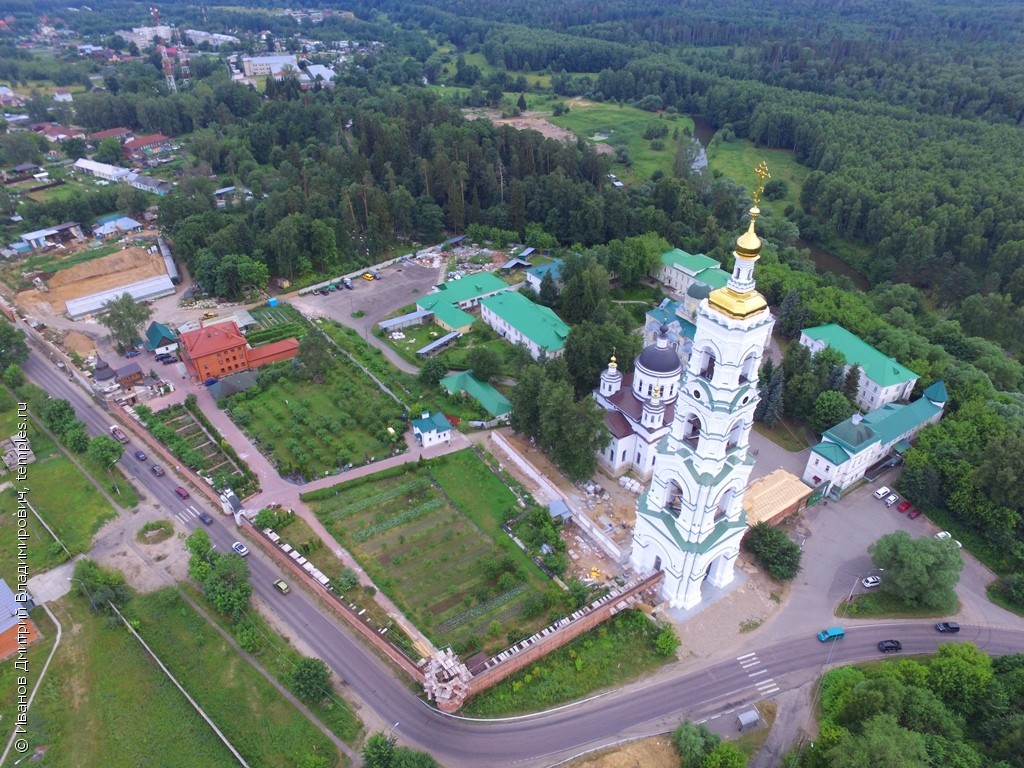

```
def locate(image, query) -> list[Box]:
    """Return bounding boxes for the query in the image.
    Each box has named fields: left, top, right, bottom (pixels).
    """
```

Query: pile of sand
left=62, top=330, right=97, bottom=357
left=16, top=246, right=167, bottom=315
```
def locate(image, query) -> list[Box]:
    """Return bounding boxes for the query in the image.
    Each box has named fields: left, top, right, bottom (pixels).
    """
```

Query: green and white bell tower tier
left=630, top=163, right=777, bottom=610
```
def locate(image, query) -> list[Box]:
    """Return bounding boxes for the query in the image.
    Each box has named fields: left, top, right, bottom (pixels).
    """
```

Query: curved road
left=21, top=338, right=1024, bottom=767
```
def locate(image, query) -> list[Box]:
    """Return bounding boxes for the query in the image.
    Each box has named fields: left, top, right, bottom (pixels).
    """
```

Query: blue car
left=817, top=627, right=846, bottom=642
left=133, top=450, right=147, bottom=461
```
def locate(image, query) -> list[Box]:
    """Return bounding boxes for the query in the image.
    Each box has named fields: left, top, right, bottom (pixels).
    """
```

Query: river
left=689, top=116, right=871, bottom=290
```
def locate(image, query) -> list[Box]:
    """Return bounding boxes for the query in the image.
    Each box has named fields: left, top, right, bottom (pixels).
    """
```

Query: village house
left=411, top=411, right=453, bottom=448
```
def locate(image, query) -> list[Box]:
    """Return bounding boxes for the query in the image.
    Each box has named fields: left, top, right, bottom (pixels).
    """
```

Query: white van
left=873, top=486, right=890, bottom=499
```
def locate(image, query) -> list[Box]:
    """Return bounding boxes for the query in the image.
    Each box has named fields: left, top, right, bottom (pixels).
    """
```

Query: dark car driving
left=878, top=640, right=902, bottom=653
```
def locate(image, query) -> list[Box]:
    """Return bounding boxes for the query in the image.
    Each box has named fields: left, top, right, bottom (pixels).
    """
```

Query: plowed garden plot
left=147, top=404, right=255, bottom=493
left=306, top=450, right=552, bottom=654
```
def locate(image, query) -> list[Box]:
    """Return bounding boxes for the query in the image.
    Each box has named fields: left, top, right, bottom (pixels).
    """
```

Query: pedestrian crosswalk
left=736, top=652, right=779, bottom=696
left=175, top=505, right=202, bottom=525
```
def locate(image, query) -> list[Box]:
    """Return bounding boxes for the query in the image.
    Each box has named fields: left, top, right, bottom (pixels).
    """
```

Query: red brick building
left=179, top=321, right=298, bottom=382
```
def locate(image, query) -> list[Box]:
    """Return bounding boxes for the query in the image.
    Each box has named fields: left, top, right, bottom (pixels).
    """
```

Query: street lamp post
left=67, top=577, right=95, bottom=612
left=107, top=459, right=121, bottom=496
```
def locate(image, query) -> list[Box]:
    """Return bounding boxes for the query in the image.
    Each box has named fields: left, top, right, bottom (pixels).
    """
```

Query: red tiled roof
left=88, top=127, right=132, bottom=141
left=123, top=133, right=169, bottom=150
left=248, top=338, right=299, bottom=367
left=179, top=322, right=247, bottom=358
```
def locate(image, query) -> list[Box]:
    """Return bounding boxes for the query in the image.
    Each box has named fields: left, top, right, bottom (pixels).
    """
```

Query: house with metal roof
left=416, top=273, right=514, bottom=333
left=0, top=579, right=37, bottom=662
left=73, top=157, right=131, bottom=181
left=440, top=371, right=511, bottom=420
left=652, top=248, right=729, bottom=296
left=479, top=291, right=570, bottom=360
left=799, top=324, right=919, bottom=410
left=524, top=259, right=564, bottom=293
left=144, top=321, right=178, bottom=355
left=411, top=411, right=453, bottom=448
left=802, top=381, right=947, bottom=492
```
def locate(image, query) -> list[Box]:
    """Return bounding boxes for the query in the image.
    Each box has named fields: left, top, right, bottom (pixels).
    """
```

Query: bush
left=742, top=522, right=802, bottom=580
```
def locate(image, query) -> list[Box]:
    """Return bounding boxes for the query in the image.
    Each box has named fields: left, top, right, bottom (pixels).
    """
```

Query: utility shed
left=737, top=708, right=761, bottom=731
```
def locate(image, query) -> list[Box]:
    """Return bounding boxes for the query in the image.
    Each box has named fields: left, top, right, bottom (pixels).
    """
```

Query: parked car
left=862, top=576, right=882, bottom=588
left=897, top=501, right=911, bottom=513
left=884, top=493, right=900, bottom=507
left=873, top=486, right=891, bottom=499
left=232, top=541, right=249, bottom=557
left=319, top=288, right=330, bottom=295
left=125, top=349, right=140, bottom=358
left=273, top=579, right=290, bottom=594
left=161, top=357, right=178, bottom=365
left=817, top=627, right=846, bottom=642
left=936, top=621, right=961, bottom=633
left=150, top=465, right=165, bottom=477
left=372, top=270, right=381, bottom=280
left=197, top=511, right=214, bottom=525
left=878, top=640, right=902, bottom=653
left=362, top=272, right=375, bottom=281
left=174, top=486, right=190, bottom=499
left=934, top=531, right=952, bottom=540
left=133, top=450, right=147, bottom=461
left=907, top=507, right=922, bottom=520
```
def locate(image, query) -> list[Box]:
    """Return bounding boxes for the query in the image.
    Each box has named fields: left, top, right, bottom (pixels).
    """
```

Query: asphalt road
left=20, top=336, right=1024, bottom=767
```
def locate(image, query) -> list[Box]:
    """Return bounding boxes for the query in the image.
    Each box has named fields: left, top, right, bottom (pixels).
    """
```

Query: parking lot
left=290, top=260, right=442, bottom=341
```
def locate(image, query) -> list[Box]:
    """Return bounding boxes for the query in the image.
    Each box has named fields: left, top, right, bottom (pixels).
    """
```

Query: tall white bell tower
left=630, top=163, right=777, bottom=610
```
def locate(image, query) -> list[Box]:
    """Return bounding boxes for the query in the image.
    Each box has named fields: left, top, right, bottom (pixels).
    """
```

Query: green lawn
left=184, top=584, right=364, bottom=747
left=461, top=610, right=670, bottom=716
left=0, top=404, right=121, bottom=581
left=6, top=598, right=243, bottom=768
left=8, top=591, right=349, bottom=768
left=306, top=450, right=553, bottom=654
left=548, top=100, right=695, bottom=183
left=706, top=139, right=810, bottom=218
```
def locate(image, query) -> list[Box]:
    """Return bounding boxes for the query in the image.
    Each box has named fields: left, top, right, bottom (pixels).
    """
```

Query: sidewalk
left=145, top=383, right=473, bottom=655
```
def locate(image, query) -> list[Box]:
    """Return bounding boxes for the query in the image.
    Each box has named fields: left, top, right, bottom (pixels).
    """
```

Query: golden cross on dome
left=752, top=161, right=771, bottom=207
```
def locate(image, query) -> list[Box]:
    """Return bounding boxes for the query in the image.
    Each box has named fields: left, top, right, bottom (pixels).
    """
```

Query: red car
left=897, top=501, right=912, bottom=513
left=907, top=507, right=922, bottom=520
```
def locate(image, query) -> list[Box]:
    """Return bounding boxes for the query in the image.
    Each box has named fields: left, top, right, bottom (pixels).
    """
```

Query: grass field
left=0, top=404, right=121, bottom=584
left=12, top=591, right=348, bottom=768
left=224, top=361, right=406, bottom=480
left=307, top=450, right=552, bottom=654
left=548, top=100, right=695, bottom=183
left=706, top=139, right=810, bottom=218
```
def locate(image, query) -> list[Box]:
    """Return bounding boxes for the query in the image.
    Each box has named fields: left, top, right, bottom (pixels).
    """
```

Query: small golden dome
left=735, top=207, right=762, bottom=257
left=609, top=354, right=617, bottom=369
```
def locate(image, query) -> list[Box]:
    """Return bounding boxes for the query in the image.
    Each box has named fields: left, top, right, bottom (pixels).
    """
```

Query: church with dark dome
left=593, top=325, right=683, bottom=480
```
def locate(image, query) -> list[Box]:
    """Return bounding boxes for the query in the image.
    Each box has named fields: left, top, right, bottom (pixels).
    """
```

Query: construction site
left=13, top=245, right=173, bottom=319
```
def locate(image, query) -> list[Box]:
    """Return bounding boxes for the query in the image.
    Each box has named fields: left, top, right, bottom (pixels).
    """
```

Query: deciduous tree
left=98, top=293, right=153, bottom=351
left=869, top=531, right=963, bottom=610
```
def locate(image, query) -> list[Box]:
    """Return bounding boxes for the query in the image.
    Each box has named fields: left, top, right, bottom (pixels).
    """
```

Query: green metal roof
left=431, top=273, right=510, bottom=304
left=660, top=248, right=720, bottom=274
left=802, top=324, right=917, bottom=386
left=440, top=371, right=511, bottom=418
left=821, top=395, right=941, bottom=459
left=412, top=411, right=452, bottom=434
left=480, top=291, right=570, bottom=354
left=424, top=300, right=475, bottom=330
left=694, top=267, right=730, bottom=290
left=811, top=441, right=850, bottom=464
left=145, top=321, right=176, bottom=350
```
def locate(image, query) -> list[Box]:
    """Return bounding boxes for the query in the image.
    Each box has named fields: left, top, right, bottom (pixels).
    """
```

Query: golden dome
left=608, top=354, right=617, bottom=369
left=735, top=207, right=762, bottom=258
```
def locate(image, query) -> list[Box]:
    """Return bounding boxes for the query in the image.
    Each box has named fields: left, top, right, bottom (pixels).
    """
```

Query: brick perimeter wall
left=461, top=572, right=662, bottom=701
